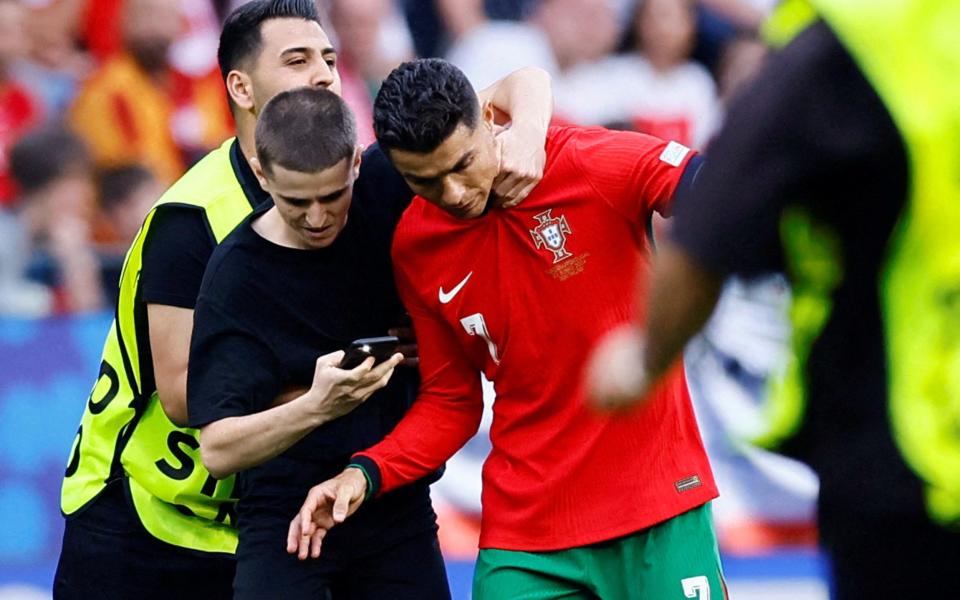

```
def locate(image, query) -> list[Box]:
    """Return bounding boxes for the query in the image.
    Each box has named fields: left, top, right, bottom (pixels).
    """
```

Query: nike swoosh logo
left=439, top=272, right=473, bottom=304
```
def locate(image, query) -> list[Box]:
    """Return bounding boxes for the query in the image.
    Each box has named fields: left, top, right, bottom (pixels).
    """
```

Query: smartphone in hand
left=339, top=336, right=401, bottom=369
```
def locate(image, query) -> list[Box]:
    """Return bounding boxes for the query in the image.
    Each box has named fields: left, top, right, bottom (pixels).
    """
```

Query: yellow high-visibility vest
left=61, top=138, right=260, bottom=552
left=763, top=0, right=960, bottom=525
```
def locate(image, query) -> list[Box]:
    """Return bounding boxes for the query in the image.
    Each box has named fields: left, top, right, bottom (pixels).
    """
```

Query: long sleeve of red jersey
left=352, top=281, right=484, bottom=497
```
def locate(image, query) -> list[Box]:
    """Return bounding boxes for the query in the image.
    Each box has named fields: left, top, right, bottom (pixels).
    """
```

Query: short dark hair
left=217, top=0, right=321, bottom=82
left=255, top=87, right=357, bottom=176
left=10, top=126, right=90, bottom=195
left=98, top=164, right=156, bottom=213
left=373, top=58, right=479, bottom=154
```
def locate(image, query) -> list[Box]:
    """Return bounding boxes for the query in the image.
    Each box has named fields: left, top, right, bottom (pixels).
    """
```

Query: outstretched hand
left=287, top=467, right=368, bottom=560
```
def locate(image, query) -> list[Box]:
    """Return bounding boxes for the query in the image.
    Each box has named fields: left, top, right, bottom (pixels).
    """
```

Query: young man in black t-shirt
left=188, top=87, right=449, bottom=599
left=55, top=0, right=552, bottom=596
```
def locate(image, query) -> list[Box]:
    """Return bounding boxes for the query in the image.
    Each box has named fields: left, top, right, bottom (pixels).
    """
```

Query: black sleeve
left=671, top=21, right=898, bottom=278
left=140, top=206, right=216, bottom=308
left=187, top=295, right=283, bottom=428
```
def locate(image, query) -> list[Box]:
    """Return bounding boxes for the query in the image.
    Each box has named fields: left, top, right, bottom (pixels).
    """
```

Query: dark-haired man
left=188, top=85, right=449, bottom=600
left=54, top=0, right=552, bottom=597
left=294, top=58, right=723, bottom=599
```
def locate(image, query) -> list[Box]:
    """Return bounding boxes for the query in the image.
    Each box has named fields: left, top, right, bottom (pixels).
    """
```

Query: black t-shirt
left=672, top=21, right=924, bottom=519
left=135, top=140, right=267, bottom=395
left=187, top=150, right=436, bottom=529
left=135, top=142, right=407, bottom=399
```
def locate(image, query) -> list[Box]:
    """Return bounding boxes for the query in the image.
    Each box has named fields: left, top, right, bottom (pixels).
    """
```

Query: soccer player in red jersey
left=291, top=59, right=724, bottom=599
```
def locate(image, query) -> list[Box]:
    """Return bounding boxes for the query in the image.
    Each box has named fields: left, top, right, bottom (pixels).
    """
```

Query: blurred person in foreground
left=69, top=0, right=233, bottom=184
left=0, top=126, right=102, bottom=316
left=54, top=0, right=553, bottom=597
left=0, top=0, right=42, bottom=207
left=587, top=1, right=960, bottom=598
left=671, top=23, right=819, bottom=544
left=291, top=59, right=723, bottom=600
left=188, top=87, right=439, bottom=599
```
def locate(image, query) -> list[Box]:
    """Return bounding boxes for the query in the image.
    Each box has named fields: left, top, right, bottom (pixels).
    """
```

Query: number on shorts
left=681, top=576, right=710, bottom=600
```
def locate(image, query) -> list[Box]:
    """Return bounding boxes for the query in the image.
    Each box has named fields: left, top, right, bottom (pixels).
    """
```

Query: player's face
left=258, top=151, right=361, bottom=249
left=246, top=18, right=342, bottom=114
left=389, top=110, right=499, bottom=220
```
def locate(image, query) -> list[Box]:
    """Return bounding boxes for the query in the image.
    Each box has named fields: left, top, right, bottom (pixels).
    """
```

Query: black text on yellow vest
left=61, top=139, right=256, bottom=552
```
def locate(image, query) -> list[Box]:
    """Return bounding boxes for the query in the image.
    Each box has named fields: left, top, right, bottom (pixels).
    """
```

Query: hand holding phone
left=338, top=336, right=401, bottom=370
left=306, top=345, right=403, bottom=425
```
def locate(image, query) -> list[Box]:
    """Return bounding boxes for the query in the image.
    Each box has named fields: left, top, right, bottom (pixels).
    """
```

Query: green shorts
left=473, top=503, right=725, bottom=600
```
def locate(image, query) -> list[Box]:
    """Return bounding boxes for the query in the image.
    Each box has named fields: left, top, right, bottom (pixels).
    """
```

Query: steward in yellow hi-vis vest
left=60, top=138, right=262, bottom=554
left=756, top=0, right=960, bottom=528
left=813, top=0, right=960, bottom=531
left=638, top=1, right=960, bottom=597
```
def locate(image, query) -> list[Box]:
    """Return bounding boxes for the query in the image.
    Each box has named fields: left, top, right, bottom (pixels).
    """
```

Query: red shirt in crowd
left=357, top=126, right=717, bottom=551
left=0, top=82, right=40, bottom=205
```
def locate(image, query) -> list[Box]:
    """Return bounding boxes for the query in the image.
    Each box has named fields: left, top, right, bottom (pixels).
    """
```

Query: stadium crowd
left=3, top=0, right=956, bottom=598
left=0, top=0, right=772, bottom=318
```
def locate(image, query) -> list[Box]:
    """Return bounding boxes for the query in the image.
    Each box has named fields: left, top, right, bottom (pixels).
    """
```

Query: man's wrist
left=346, top=455, right=382, bottom=500
left=297, top=388, right=332, bottom=427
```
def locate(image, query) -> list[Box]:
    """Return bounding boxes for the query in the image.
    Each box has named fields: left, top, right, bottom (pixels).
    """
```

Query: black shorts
left=233, top=483, right=450, bottom=600
left=820, top=503, right=960, bottom=600
left=53, top=479, right=235, bottom=600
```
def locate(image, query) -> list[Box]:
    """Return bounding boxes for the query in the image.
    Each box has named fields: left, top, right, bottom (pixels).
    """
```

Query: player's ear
left=249, top=156, right=270, bottom=191
left=226, top=70, right=255, bottom=112
left=351, top=145, right=364, bottom=177
left=481, top=101, right=497, bottom=131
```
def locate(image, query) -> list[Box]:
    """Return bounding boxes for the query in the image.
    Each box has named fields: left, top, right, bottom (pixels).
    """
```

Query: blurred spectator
left=80, top=0, right=221, bottom=69
left=0, top=0, right=42, bottom=207
left=3, top=126, right=103, bottom=315
left=69, top=0, right=232, bottom=185
left=534, top=0, right=619, bottom=71
left=12, top=1, right=91, bottom=119
left=693, top=0, right=775, bottom=71
left=446, top=10, right=558, bottom=91
left=327, top=0, right=414, bottom=145
left=81, top=0, right=126, bottom=61
left=169, top=0, right=226, bottom=78
left=95, top=163, right=158, bottom=249
left=556, top=0, right=719, bottom=149
left=94, top=163, right=160, bottom=303
left=699, top=0, right=773, bottom=33
left=624, top=0, right=719, bottom=146
left=402, top=0, right=527, bottom=59
left=447, top=0, right=619, bottom=91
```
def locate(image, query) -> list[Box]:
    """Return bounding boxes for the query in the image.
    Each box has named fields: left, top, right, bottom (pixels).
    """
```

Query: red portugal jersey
left=357, top=126, right=717, bottom=551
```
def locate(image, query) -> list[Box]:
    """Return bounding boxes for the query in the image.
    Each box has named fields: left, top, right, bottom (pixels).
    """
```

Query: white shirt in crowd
left=555, top=54, right=720, bottom=149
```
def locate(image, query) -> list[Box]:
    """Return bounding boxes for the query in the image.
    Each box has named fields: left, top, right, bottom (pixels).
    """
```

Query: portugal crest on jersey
left=529, top=209, right=573, bottom=263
